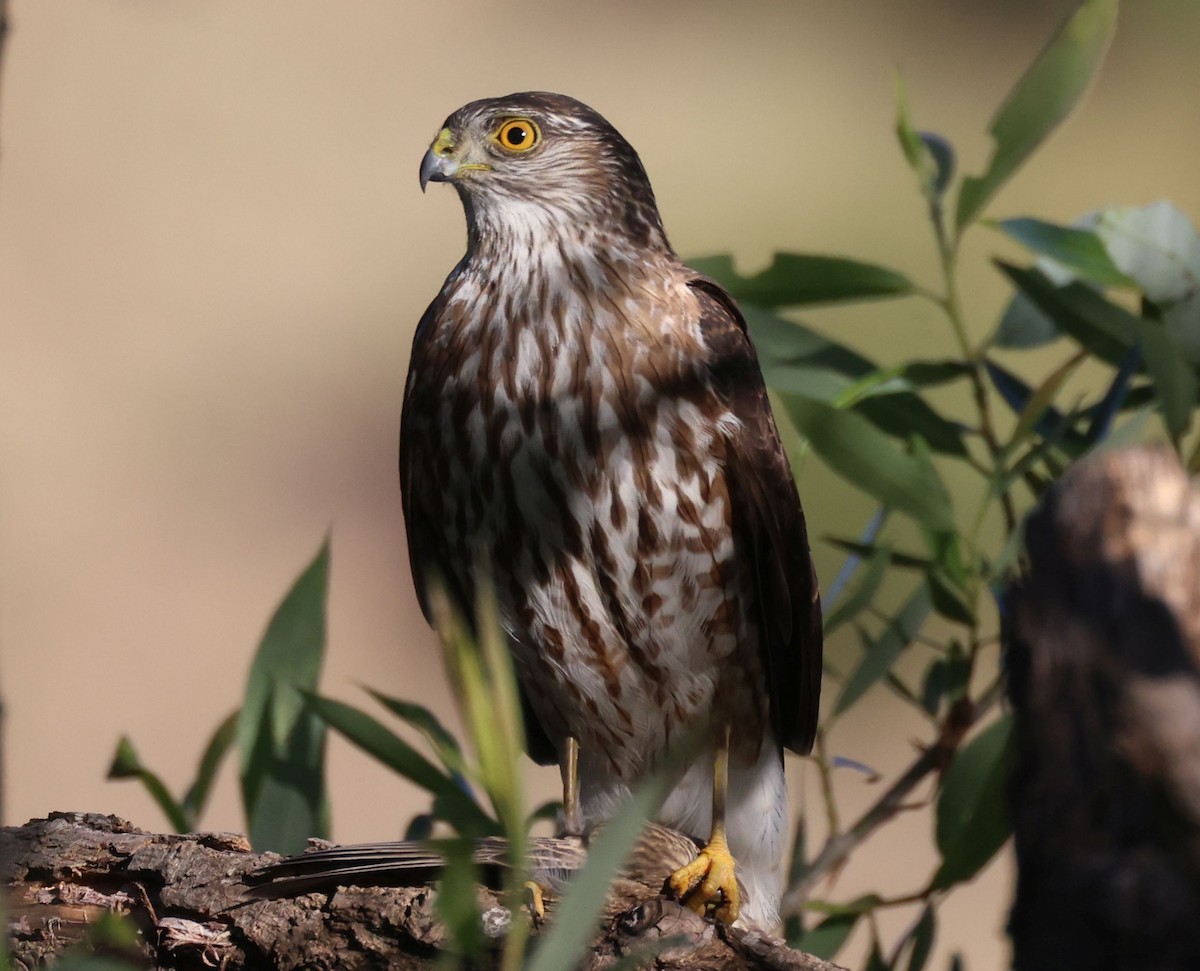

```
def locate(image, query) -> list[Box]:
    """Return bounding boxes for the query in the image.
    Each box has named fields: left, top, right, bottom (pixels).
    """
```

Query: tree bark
left=2, top=812, right=844, bottom=970
left=1007, top=444, right=1200, bottom=971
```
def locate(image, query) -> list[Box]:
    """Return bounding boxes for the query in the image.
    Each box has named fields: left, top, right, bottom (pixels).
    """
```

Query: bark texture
left=1008, top=445, right=1200, bottom=971
left=2, top=812, right=844, bottom=970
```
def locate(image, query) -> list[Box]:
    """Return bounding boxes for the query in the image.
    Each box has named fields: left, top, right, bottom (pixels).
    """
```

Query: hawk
left=404, top=92, right=822, bottom=927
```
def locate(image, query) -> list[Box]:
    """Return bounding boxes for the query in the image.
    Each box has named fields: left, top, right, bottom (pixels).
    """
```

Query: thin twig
left=783, top=679, right=1004, bottom=915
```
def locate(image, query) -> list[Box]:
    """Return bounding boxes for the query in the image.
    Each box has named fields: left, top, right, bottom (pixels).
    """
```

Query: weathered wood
left=1007, top=445, right=1200, bottom=971
left=2, top=812, right=844, bottom=970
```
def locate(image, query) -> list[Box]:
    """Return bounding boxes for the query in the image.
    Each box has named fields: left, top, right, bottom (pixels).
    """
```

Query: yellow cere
left=432, top=127, right=456, bottom=157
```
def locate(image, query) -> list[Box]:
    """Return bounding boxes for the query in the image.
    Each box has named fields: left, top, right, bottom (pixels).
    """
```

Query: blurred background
left=3, top=1, right=1199, bottom=967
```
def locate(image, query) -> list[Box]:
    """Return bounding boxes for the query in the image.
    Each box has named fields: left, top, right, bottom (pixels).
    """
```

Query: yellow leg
left=667, top=724, right=740, bottom=923
left=561, top=735, right=583, bottom=837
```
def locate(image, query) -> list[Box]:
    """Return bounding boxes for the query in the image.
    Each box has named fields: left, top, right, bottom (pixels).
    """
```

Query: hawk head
left=419, top=92, right=670, bottom=251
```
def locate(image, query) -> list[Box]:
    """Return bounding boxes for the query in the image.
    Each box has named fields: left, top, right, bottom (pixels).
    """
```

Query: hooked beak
left=419, top=127, right=490, bottom=192
left=420, top=128, right=458, bottom=192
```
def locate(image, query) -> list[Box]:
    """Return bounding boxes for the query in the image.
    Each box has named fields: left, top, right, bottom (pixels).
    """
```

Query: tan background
left=4, top=1, right=1200, bottom=967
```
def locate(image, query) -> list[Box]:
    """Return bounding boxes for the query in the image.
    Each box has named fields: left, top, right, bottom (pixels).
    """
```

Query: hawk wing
left=688, top=275, right=823, bottom=755
left=400, top=294, right=560, bottom=766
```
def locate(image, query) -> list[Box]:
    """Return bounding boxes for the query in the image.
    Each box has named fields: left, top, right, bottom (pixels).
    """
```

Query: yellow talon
left=667, top=832, right=740, bottom=923
left=523, top=880, right=546, bottom=924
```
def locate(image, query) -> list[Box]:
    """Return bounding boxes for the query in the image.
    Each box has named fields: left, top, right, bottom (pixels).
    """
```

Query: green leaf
left=744, top=308, right=969, bottom=456
left=823, top=547, right=889, bottom=635
left=996, top=217, right=1130, bottom=286
left=431, top=578, right=528, bottom=864
left=823, top=537, right=931, bottom=571
left=903, top=906, right=937, bottom=971
left=367, top=688, right=467, bottom=778
left=106, top=736, right=190, bottom=833
left=900, top=360, right=974, bottom=387
left=1138, top=310, right=1198, bottom=443
left=433, top=836, right=486, bottom=958
left=690, top=252, right=915, bottom=307
left=956, top=0, right=1118, bottom=228
left=1001, top=264, right=1197, bottom=440
left=1095, top=202, right=1200, bottom=304
left=994, top=291, right=1061, bottom=349
left=895, top=73, right=939, bottom=200
left=796, top=912, right=859, bottom=961
left=836, top=586, right=933, bottom=714
left=525, top=753, right=680, bottom=971
left=236, top=540, right=330, bottom=852
left=926, top=569, right=975, bottom=626
left=180, top=711, right=238, bottom=824
left=934, top=714, right=1014, bottom=888
left=1000, top=263, right=1136, bottom=363
left=1007, top=350, right=1088, bottom=452
left=921, top=645, right=970, bottom=717
left=307, top=694, right=498, bottom=836
left=246, top=713, right=328, bottom=854
left=782, top=395, right=955, bottom=532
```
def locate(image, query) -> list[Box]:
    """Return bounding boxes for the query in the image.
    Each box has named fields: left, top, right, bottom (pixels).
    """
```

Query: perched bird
left=402, top=92, right=822, bottom=927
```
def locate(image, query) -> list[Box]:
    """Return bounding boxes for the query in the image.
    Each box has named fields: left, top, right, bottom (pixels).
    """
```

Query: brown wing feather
left=688, top=275, right=823, bottom=754
left=400, top=294, right=560, bottom=766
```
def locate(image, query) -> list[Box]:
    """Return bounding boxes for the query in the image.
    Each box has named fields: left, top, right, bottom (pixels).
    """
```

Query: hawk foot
left=523, top=880, right=547, bottom=926
left=665, top=833, right=740, bottom=924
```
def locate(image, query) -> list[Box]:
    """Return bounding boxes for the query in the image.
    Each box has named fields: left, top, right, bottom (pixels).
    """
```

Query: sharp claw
left=523, top=880, right=546, bottom=926
left=665, top=835, right=740, bottom=924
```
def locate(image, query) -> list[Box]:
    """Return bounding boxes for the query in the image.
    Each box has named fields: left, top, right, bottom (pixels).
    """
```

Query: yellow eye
left=495, top=118, right=540, bottom=152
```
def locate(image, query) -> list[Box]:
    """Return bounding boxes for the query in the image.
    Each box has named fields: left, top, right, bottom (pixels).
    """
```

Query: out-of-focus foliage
left=104, top=0, right=1200, bottom=966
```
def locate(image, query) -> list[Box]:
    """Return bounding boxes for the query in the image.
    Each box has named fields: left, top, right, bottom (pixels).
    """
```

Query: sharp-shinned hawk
left=404, top=92, right=822, bottom=927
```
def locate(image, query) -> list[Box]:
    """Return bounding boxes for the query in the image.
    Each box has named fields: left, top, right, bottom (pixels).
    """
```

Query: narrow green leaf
left=106, top=736, right=190, bottom=833
left=1001, top=263, right=1197, bottom=438
left=904, top=906, right=937, bottom=971
left=956, top=0, right=1117, bottom=228
left=823, top=547, right=890, bottom=635
left=864, top=940, right=890, bottom=971
left=1007, top=350, right=1088, bottom=451
left=1138, top=307, right=1198, bottom=443
left=900, top=360, right=974, bottom=387
left=525, top=755, right=680, bottom=971
left=307, top=693, right=498, bottom=836
left=247, top=712, right=327, bottom=853
left=894, top=73, right=939, bottom=200
left=180, top=711, right=238, bottom=824
left=744, top=308, right=969, bottom=456
left=106, top=735, right=142, bottom=778
left=855, top=394, right=968, bottom=458
left=1000, top=263, right=1135, bottom=364
left=934, top=714, right=1014, bottom=888
left=783, top=395, right=955, bottom=532
left=836, top=586, right=933, bottom=714
left=823, top=537, right=931, bottom=571
left=368, top=688, right=467, bottom=778
left=926, top=569, right=975, bottom=626
left=996, top=217, right=1129, bottom=286
left=236, top=540, right=330, bottom=850
left=796, top=912, right=859, bottom=961
left=434, top=837, right=486, bottom=958
left=690, top=252, right=915, bottom=308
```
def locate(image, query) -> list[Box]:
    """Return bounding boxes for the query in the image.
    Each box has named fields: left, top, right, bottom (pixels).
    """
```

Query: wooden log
left=2, top=812, right=843, bottom=970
